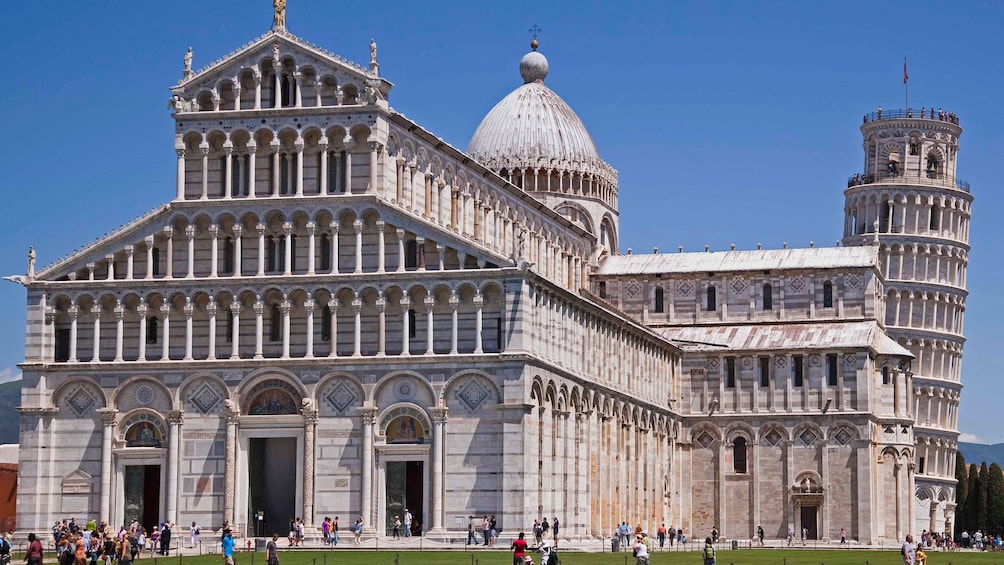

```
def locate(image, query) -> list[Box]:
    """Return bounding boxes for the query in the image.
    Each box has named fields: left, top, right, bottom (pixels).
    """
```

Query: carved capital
left=359, top=407, right=379, bottom=425
left=232, top=225, right=243, bottom=237
left=208, top=225, right=219, bottom=237
left=223, top=399, right=240, bottom=424
left=186, top=225, right=196, bottom=238
left=430, top=407, right=449, bottom=423
left=353, top=220, right=363, bottom=233
left=97, top=408, right=119, bottom=426
left=166, top=410, right=185, bottom=425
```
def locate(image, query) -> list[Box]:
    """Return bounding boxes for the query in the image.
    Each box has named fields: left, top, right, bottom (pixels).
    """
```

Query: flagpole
left=904, top=57, right=909, bottom=111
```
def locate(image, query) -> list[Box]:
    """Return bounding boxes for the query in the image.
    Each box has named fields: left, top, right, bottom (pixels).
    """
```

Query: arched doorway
left=376, top=406, right=431, bottom=536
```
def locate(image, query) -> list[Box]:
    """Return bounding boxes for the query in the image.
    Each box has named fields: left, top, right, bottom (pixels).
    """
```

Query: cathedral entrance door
left=123, top=465, right=161, bottom=534
left=248, top=437, right=297, bottom=537
left=384, top=461, right=424, bottom=536
left=800, top=505, right=818, bottom=540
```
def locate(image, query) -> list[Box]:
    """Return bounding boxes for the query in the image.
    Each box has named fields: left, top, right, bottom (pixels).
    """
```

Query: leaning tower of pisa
left=843, top=107, right=972, bottom=536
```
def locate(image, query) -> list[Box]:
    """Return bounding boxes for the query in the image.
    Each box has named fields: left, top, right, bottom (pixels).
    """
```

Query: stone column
left=400, top=298, right=411, bottom=356
left=331, top=225, right=340, bottom=273
left=353, top=220, right=364, bottom=273
left=254, top=298, right=264, bottom=359
left=200, top=142, right=210, bottom=200
left=301, top=402, right=318, bottom=525
left=232, top=226, right=243, bottom=276
left=430, top=407, right=448, bottom=534
left=376, top=221, right=386, bottom=272
left=207, top=225, right=217, bottom=278
left=230, top=303, right=241, bottom=359
left=166, top=410, right=183, bottom=523
left=304, top=300, right=315, bottom=358
left=343, top=136, right=353, bottom=193
left=396, top=229, right=406, bottom=272
left=257, top=224, right=266, bottom=276
left=318, top=139, right=329, bottom=193
left=283, top=223, right=293, bottom=275
left=207, top=303, right=217, bottom=360
left=473, top=295, right=484, bottom=354
left=68, top=306, right=79, bottom=362
left=176, top=148, right=186, bottom=200
left=224, top=144, right=234, bottom=198
left=145, top=236, right=155, bottom=280
left=247, top=145, right=257, bottom=199
left=376, top=298, right=386, bottom=356
left=294, top=137, right=305, bottom=196
left=97, top=408, right=118, bottom=523
left=183, top=298, right=194, bottom=361
left=185, top=226, right=196, bottom=278
left=368, top=142, right=380, bottom=194
left=137, top=304, right=148, bottom=361
left=223, top=401, right=240, bottom=527
left=91, top=306, right=102, bottom=362
left=359, top=407, right=378, bottom=532
left=424, top=297, right=435, bottom=354
left=449, top=296, right=459, bottom=354
left=328, top=304, right=339, bottom=358
left=306, top=222, right=316, bottom=275
left=352, top=299, right=362, bottom=357
left=114, top=304, right=125, bottom=362
left=280, top=297, right=291, bottom=359
left=270, top=139, right=281, bottom=196
left=125, top=246, right=134, bottom=280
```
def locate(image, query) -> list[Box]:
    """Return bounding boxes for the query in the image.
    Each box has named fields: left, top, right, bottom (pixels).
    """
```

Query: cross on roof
left=528, top=24, right=541, bottom=40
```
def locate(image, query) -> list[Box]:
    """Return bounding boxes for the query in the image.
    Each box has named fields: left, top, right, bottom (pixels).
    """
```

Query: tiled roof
left=598, top=247, right=878, bottom=276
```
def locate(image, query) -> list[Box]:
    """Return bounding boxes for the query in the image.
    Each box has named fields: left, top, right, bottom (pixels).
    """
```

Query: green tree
left=977, top=461, right=990, bottom=532
left=987, top=463, right=1004, bottom=536
left=964, top=463, right=980, bottom=537
left=955, top=453, right=968, bottom=536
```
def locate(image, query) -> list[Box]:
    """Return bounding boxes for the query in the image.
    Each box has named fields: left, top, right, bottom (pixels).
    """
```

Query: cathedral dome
left=467, top=44, right=605, bottom=171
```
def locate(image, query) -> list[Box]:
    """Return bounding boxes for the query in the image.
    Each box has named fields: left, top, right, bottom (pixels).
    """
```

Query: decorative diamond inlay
left=324, top=381, right=358, bottom=414
left=790, top=277, right=805, bottom=292
left=696, top=431, right=715, bottom=448
left=134, top=384, right=155, bottom=407
left=707, top=358, right=720, bottom=370
left=775, top=356, right=787, bottom=368
left=625, top=281, right=642, bottom=298
left=731, top=278, right=747, bottom=294
left=189, top=383, right=222, bottom=415
left=844, top=354, right=857, bottom=365
left=66, top=387, right=97, bottom=417
left=846, top=274, right=861, bottom=289
left=763, top=430, right=783, bottom=447
left=798, top=429, right=816, bottom=446
left=677, top=280, right=694, bottom=295
left=455, top=378, right=492, bottom=412
left=833, top=428, right=853, bottom=446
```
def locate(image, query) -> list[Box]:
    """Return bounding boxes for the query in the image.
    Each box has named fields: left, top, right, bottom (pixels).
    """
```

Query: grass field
left=82, top=549, right=997, bottom=565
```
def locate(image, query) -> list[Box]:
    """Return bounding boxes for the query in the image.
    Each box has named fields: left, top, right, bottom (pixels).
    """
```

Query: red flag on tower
left=903, top=58, right=908, bottom=84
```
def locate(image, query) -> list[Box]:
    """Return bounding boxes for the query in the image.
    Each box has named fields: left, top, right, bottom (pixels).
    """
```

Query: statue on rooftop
left=273, top=0, right=286, bottom=30
left=184, top=47, right=193, bottom=72
left=27, top=246, right=35, bottom=277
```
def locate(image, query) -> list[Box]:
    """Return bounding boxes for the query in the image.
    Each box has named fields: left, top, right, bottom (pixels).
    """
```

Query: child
left=915, top=545, right=927, bottom=565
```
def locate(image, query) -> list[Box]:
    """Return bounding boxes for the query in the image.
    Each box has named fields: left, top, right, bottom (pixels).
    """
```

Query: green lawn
left=112, top=550, right=997, bottom=565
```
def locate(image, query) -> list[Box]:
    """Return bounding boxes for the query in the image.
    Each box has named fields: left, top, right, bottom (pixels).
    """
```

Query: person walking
left=352, top=517, right=363, bottom=546
left=801, top=527, right=807, bottom=546
left=159, top=523, right=172, bottom=556
left=403, top=509, right=412, bottom=538
left=657, top=524, right=666, bottom=549
left=392, top=516, right=401, bottom=539
left=265, top=534, right=279, bottom=565
left=840, top=528, right=847, bottom=546
left=332, top=517, right=339, bottom=546
left=220, top=529, right=235, bottom=565
left=551, top=517, right=559, bottom=548
left=757, top=525, right=764, bottom=547
left=702, top=537, right=716, bottom=565
left=190, top=522, right=200, bottom=549
left=466, top=521, right=478, bottom=546
left=510, top=532, right=528, bottom=565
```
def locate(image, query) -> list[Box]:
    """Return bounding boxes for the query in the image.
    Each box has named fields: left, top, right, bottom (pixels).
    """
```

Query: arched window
left=290, top=234, right=298, bottom=272
left=279, top=154, right=291, bottom=194
left=707, top=285, right=716, bottom=311
left=926, top=155, right=940, bottom=179
left=151, top=247, right=161, bottom=277
left=733, top=437, right=748, bottom=473
left=224, top=237, right=234, bottom=275
left=405, top=240, right=419, bottom=270
left=930, top=204, right=940, bottom=230
left=408, top=309, right=417, bottom=339
left=281, top=74, right=291, bottom=107
left=269, top=304, right=281, bottom=342
left=321, top=305, right=332, bottom=342
left=823, top=281, right=834, bottom=308
left=882, top=366, right=890, bottom=385
left=319, top=233, right=331, bottom=271
left=879, top=202, right=890, bottom=233
left=762, top=283, right=773, bottom=310
left=218, top=156, right=227, bottom=195
left=654, top=288, right=664, bottom=313
left=266, top=235, right=277, bottom=272
left=147, top=317, right=159, bottom=344
left=225, top=309, right=233, bottom=342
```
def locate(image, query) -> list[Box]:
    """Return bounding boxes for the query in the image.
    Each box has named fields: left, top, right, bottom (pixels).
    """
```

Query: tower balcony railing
left=847, top=171, right=970, bottom=193
left=863, top=108, right=960, bottom=125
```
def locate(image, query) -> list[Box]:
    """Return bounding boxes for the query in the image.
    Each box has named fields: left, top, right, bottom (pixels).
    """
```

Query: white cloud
left=958, top=432, right=985, bottom=444
left=0, top=366, right=21, bottom=385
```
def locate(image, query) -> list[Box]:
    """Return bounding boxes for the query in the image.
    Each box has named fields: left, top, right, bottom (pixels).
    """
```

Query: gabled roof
left=172, top=28, right=384, bottom=94
left=659, top=320, right=913, bottom=358
left=598, top=246, right=879, bottom=276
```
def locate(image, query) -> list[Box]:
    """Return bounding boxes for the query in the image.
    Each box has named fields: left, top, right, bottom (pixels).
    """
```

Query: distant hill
left=958, top=442, right=1004, bottom=467
left=0, top=379, right=20, bottom=444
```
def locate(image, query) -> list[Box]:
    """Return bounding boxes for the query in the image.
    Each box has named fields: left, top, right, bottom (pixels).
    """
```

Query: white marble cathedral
left=13, top=4, right=971, bottom=545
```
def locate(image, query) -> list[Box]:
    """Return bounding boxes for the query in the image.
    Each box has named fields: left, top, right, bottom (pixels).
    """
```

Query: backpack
left=546, top=550, right=558, bottom=565
left=704, top=546, right=715, bottom=559
left=0, top=538, right=10, bottom=555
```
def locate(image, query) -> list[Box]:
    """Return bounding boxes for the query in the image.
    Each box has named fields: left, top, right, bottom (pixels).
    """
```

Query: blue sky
left=1, top=1, right=1001, bottom=441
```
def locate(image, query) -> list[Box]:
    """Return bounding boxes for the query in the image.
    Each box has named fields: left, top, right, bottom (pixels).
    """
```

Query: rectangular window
left=598, top=282, right=606, bottom=299
left=826, top=353, right=838, bottom=386
left=725, top=357, right=736, bottom=388
left=930, top=206, right=940, bottom=230
left=793, top=355, right=804, bottom=387
left=758, top=356, right=770, bottom=387
left=225, top=311, right=233, bottom=342
left=55, top=328, right=71, bottom=362
left=918, top=457, right=926, bottom=474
